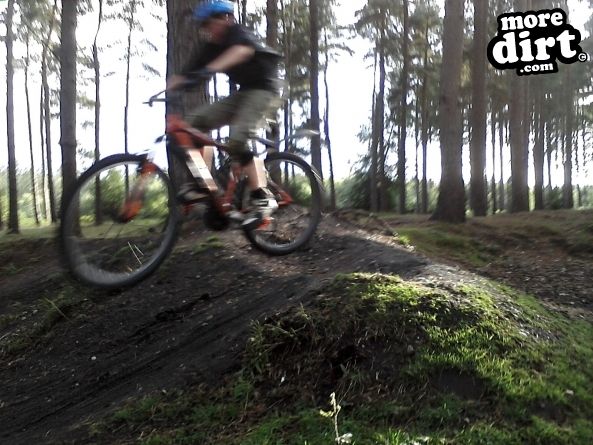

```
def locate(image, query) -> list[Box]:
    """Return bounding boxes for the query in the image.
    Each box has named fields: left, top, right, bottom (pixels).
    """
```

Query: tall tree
left=5, top=0, right=19, bottom=234
left=309, top=0, right=322, bottom=179
left=469, top=0, right=488, bottom=216
left=42, top=0, right=59, bottom=222
left=124, top=0, right=138, bottom=180
left=24, top=30, right=41, bottom=226
left=323, top=29, right=336, bottom=210
left=266, top=0, right=280, bottom=149
left=396, top=0, right=410, bottom=214
left=93, top=0, right=104, bottom=224
left=431, top=0, right=465, bottom=223
left=166, top=0, right=207, bottom=184
left=563, top=65, right=575, bottom=208
left=509, top=0, right=529, bottom=212
left=533, top=84, right=545, bottom=210
left=60, top=0, right=78, bottom=209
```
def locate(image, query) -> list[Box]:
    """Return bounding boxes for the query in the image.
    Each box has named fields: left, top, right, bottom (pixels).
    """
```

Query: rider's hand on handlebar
left=188, top=68, right=214, bottom=83
left=167, top=74, right=188, bottom=92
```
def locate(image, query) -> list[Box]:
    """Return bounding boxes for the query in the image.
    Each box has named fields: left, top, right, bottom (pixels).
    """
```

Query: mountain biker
left=167, top=0, right=281, bottom=228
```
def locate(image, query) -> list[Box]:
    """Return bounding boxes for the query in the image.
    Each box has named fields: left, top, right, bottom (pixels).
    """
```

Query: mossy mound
left=104, top=273, right=593, bottom=445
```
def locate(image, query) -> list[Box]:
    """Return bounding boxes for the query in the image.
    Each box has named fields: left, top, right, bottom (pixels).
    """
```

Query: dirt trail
left=0, top=216, right=427, bottom=444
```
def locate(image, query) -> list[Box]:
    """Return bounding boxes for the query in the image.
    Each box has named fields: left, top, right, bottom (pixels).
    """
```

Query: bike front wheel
left=59, top=154, right=180, bottom=289
left=243, top=152, right=323, bottom=255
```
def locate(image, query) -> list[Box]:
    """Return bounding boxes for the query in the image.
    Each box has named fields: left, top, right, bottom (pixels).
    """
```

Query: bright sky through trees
left=0, top=0, right=591, bottom=185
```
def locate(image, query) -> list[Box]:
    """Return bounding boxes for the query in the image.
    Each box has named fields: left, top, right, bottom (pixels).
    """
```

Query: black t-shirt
left=182, top=24, right=281, bottom=92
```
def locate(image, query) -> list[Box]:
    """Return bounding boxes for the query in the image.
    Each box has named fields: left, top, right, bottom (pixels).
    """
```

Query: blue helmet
left=193, top=1, right=235, bottom=23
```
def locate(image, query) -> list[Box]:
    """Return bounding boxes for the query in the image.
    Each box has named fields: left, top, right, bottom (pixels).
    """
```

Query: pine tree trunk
left=469, top=0, right=488, bottom=216
left=25, top=35, right=40, bottom=226
left=533, top=88, right=545, bottom=210
left=266, top=0, right=281, bottom=181
left=563, top=66, right=574, bottom=209
left=280, top=0, right=291, bottom=154
left=39, top=84, right=48, bottom=220
left=509, top=0, right=530, bottom=213
left=323, top=32, right=336, bottom=210
left=309, top=0, right=322, bottom=180
left=94, top=0, right=103, bottom=225
left=60, top=0, right=78, bottom=212
left=377, top=31, right=387, bottom=211
left=491, top=110, right=497, bottom=214
left=431, top=0, right=466, bottom=223
left=414, top=87, right=421, bottom=214
left=498, top=110, right=505, bottom=211
left=43, top=69, right=57, bottom=223
left=420, top=20, right=430, bottom=214
left=547, top=142, right=553, bottom=192
left=5, top=0, right=19, bottom=234
left=397, top=0, right=409, bottom=214
left=369, top=51, right=379, bottom=212
left=124, top=1, right=137, bottom=195
left=166, top=0, right=207, bottom=186
left=241, top=0, right=248, bottom=24
left=42, top=0, right=58, bottom=223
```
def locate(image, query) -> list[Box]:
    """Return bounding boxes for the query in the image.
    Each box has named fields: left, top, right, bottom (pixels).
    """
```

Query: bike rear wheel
left=60, top=154, right=180, bottom=288
left=243, top=152, right=323, bottom=255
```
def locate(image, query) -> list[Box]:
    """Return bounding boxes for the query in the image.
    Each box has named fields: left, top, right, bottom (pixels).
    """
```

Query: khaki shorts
left=186, top=89, right=278, bottom=159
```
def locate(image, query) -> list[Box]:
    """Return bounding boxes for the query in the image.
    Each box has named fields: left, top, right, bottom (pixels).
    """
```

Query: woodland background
left=1, top=0, right=593, bottom=232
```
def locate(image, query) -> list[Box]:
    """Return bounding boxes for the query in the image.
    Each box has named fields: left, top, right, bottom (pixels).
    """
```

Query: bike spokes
left=244, top=153, right=322, bottom=255
left=61, top=157, right=178, bottom=288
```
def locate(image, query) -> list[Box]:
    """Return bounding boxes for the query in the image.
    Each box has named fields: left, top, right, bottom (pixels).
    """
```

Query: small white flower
left=336, top=433, right=353, bottom=444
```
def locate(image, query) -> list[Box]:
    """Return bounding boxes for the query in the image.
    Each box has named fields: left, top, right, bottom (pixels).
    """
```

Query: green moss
left=192, top=235, right=224, bottom=254
left=95, top=273, right=593, bottom=445
left=397, top=227, right=494, bottom=267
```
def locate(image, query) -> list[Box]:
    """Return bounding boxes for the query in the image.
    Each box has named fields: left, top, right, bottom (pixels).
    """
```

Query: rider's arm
left=205, top=44, right=255, bottom=72
left=167, top=44, right=254, bottom=91
left=167, top=74, right=188, bottom=91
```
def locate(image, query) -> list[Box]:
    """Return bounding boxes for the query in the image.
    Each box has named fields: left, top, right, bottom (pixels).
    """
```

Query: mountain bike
left=59, top=89, right=323, bottom=289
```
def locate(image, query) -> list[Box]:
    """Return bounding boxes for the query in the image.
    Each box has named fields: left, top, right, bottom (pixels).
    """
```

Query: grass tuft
left=94, top=273, right=593, bottom=444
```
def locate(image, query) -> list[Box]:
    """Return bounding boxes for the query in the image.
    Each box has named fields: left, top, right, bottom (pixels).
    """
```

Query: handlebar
left=144, top=77, right=203, bottom=107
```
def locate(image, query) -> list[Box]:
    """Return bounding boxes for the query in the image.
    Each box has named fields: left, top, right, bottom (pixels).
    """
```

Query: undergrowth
left=98, top=273, right=593, bottom=444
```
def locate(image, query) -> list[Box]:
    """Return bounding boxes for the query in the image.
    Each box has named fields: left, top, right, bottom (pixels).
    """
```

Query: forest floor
left=0, top=209, right=592, bottom=444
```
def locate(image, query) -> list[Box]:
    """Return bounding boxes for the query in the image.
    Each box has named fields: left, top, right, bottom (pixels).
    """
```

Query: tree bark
left=420, top=18, right=430, bottom=214
left=377, top=29, right=387, bottom=211
left=533, top=88, right=545, bottom=210
left=491, top=110, right=498, bottom=214
left=94, top=0, right=104, bottom=225
left=309, top=0, right=322, bottom=180
left=39, top=84, right=48, bottom=220
left=369, top=50, right=379, bottom=212
left=563, top=66, right=574, bottom=209
left=124, top=0, right=138, bottom=194
left=42, top=0, right=59, bottom=223
left=498, top=109, right=505, bottom=211
left=323, top=31, right=336, bottom=210
left=266, top=0, right=281, bottom=179
left=431, top=0, right=466, bottom=223
left=469, top=0, right=488, bottom=216
left=166, top=0, right=207, bottom=185
left=5, top=0, right=19, bottom=233
left=60, top=0, right=78, bottom=212
left=510, top=0, right=529, bottom=213
left=25, top=35, right=41, bottom=226
left=397, top=0, right=410, bottom=214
